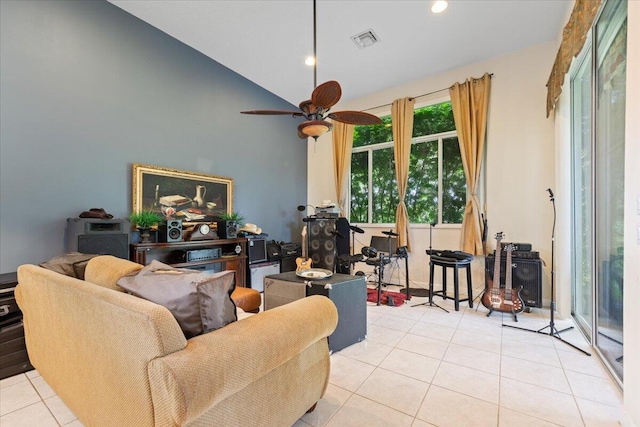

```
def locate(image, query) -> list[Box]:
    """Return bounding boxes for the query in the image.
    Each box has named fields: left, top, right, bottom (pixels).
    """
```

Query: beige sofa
left=16, top=255, right=338, bottom=427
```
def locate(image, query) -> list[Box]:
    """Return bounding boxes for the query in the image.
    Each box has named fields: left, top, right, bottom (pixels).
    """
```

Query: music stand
left=412, top=222, right=448, bottom=312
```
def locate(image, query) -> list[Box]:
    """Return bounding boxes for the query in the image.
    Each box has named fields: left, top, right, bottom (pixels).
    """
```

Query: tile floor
left=0, top=286, right=624, bottom=427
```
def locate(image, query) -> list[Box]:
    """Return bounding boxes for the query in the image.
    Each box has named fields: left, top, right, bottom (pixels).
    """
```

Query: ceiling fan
left=241, top=0, right=382, bottom=140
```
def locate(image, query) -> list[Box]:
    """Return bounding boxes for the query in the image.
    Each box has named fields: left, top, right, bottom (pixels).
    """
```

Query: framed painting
left=132, top=163, right=233, bottom=224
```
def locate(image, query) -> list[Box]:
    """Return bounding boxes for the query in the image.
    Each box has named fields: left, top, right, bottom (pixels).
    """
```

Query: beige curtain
left=391, top=97, right=415, bottom=250
left=332, top=121, right=354, bottom=215
left=449, top=73, right=491, bottom=255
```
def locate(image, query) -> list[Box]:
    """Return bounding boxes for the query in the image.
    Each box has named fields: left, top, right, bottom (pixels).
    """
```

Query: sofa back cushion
left=85, top=255, right=143, bottom=292
left=117, top=260, right=237, bottom=338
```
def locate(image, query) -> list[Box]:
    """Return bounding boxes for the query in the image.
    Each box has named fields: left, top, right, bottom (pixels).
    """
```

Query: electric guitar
left=482, top=234, right=525, bottom=317
left=295, top=225, right=313, bottom=272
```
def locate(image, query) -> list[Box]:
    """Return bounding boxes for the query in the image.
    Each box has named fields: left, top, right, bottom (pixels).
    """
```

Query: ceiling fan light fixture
left=431, top=0, right=448, bottom=14
left=298, top=120, right=333, bottom=139
left=304, top=56, right=316, bottom=66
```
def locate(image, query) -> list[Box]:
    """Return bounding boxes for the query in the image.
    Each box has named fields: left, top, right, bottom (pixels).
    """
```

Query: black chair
left=427, top=250, right=474, bottom=311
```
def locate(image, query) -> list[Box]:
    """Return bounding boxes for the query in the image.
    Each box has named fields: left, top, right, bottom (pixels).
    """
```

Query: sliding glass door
left=571, top=0, right=626, bottom=383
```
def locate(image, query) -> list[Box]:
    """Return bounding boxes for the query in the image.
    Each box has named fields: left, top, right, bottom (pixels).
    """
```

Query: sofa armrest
left=147, top=295, right=338, bottom=425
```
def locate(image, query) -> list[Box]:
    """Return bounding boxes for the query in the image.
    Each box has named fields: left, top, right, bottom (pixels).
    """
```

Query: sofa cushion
left=117, top=260, right=237, bottom=338
left=40, top=252, right=99, bottom=279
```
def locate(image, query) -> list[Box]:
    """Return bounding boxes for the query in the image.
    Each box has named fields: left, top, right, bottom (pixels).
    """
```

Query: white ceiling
left=108, top=0, right=571, bottom=106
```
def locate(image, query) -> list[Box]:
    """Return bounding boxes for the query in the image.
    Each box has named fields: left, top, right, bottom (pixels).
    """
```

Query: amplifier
left=184, top=248, right=222, bottom=262
left=493, top=250, right=540, bottom=259
left=280, top=243, right=301, bottom=257
left=500, top=242, right=532, bottom=252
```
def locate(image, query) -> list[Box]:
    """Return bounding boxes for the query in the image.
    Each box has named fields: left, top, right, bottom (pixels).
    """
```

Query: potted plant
left=129, top=211, right=164, bottom=243
left=217, top=212, right=244, bottom=239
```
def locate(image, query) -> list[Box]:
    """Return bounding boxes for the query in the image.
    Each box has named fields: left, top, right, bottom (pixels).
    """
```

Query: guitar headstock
left=504, top=243, right=515, bottom=252
left=495, top=232, right=504, bottom=242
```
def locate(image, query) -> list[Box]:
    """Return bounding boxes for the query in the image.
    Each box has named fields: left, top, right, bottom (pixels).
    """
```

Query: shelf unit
left=130, top=238, right=248, bottom=287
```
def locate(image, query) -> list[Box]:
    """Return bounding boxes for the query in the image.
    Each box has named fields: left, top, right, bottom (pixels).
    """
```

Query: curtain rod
left=362, top=73, right=494, bottom=112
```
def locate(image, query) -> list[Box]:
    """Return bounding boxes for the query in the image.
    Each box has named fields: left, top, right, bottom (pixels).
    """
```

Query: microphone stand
left=502, top=189, right=590, bottom=356
left=412, top=222, right=448, bottom=312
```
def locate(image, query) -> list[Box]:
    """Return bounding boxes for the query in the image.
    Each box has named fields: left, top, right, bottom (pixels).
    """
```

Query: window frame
left=348, top=96, right=465, bottom=228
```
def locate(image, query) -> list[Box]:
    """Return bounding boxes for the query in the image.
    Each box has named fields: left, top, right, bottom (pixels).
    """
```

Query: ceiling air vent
left=351, top=29, right=380, bottom=49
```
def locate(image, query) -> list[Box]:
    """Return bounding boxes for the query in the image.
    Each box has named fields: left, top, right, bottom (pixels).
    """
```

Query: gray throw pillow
left=117, top=260, right=237, bottom=338
left=40, top=252, right=99, bottom=279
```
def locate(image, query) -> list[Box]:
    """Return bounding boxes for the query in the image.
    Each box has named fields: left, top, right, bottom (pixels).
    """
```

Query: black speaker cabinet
left=66, top=218, right=129, bottom=259
left=216, top=220, right=238, bottom=239
left=158, top=219, right=182, bottom=243
left=485, top=255, right=543, bottom=308
left=308, top=219, right=336, bottom=271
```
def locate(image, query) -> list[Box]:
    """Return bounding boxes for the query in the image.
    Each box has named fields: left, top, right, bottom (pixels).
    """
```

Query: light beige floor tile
left=396, top=333, right=449, bottom=360
left=0, top=380, right=41, bottom=416
left=498, top=407, right=558, bottom=426
left=551, top=328, right=594, bottom=354
left=356, top=367, right=430, bottom=416
left=0, top=401, right=59, bottom=427
left=557, top=348, right=610, bottom=379
left=44, top=395, right=78, bottom=425
left=500, top=377, right=583, bottom=427
left=337, top=339, right=393, bottom=366
left=416, top=385, right=498, bottom=427
left=565, top=370, right=623, bottom=407
left=411, top=418, right=437, bottom=427
left=379, top=348, right=440, bottom=384
left=325, top=394, right=414, bottom=427
left=62, top=420, right=85, bottom=427
left=367, top=311, right=383, bottom=324
left=329, top=353, right=376, bottom=392
left=575, top=396, right=624, bottom=427
left=456, top=315, right=503, bottom=337
left=409, top=320, right=456, bottom=342
left=292, top=419, right=313, bottom=427
left=500, top=325, right=556, bottom=348
left=443, top=343, right=501, bottom=375
left=0, top=374, right=28, bottom=389
left=387, top=304, right=429, bottom=321
left=24, top=370, right=40, bottom=379
left=30, top=375, right=56, bottom=400
left=432, top=361, right=500, bottom=404
left=419, top=310, right=463, bottom=329
left=301, top=383, right=352, bottom=427
left=366, top=324, right=407, bottom=347
left=373, top=314, right=418, bottom=333
left=501, top=338, right=561, bottom=367
left=501, top=355, right=571, bottom=393
left=450, top=328, right=502, bottom=354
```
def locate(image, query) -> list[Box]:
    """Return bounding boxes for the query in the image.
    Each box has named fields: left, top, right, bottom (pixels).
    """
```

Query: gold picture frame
left=132, top=163, right=233, bottom=224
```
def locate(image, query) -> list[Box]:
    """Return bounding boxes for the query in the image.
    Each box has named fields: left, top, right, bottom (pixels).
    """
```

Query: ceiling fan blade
left=311, top=81, right=342, bottom=109
left=328, top=111, right=383, bottom=125
left=241, top=110, right=304, bottom=117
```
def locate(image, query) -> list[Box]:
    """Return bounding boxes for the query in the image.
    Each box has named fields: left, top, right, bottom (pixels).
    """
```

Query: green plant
left=219, top=211, right=244, bottom=225
left=129, top=211, right=164, bottom=229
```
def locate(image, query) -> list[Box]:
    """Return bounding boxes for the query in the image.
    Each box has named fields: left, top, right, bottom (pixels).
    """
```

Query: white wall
left=308, top=41, right=558, bottom=307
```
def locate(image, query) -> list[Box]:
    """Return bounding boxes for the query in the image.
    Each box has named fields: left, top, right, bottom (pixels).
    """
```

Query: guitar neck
left=301, top=226, right=308, bottom=260
left=505, top=247, right=513, bottom=291
left=492, top=233, right=503, bottom=289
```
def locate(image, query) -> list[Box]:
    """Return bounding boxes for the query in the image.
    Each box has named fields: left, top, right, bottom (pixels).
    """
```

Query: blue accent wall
left=0, top=0, right=307, bottom=272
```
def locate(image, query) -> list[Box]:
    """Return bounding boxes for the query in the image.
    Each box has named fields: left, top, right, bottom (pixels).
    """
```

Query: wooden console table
left=130, top=238, right=248, bottom=288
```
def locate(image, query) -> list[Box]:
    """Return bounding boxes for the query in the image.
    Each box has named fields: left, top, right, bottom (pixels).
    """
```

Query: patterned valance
left=546, top=0, right=602, bottom=117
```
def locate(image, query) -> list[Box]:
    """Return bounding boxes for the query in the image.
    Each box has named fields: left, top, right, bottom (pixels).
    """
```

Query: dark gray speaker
left=308, top=219, right=336, bottom=271
left=66, top=218, right=129, bottom=259
left=485, top=255, right=543, bottom=308
left=216, top=221, right=237, bottom=239
left=158, top=219, right=182, bottom=243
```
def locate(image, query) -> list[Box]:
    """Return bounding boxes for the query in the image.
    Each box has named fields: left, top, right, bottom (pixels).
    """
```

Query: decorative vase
left=138, top=227, right=151, bottom=243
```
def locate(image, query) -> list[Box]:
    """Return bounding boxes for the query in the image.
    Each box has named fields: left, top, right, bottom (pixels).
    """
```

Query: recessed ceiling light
left=431, top=0, right=448, bottom=14
left=305, top=56, right=316, bottom=66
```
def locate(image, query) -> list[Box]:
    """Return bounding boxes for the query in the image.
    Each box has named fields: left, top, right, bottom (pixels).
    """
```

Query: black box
left=263, top=272, right=367, bottom=352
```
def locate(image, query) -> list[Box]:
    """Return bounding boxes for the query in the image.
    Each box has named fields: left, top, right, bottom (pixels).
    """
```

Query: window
left=350, top=100, right=465, bottom=225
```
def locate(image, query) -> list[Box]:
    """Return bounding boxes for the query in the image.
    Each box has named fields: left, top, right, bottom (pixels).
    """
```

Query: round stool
left=427, top=250, right=474, bottom=311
